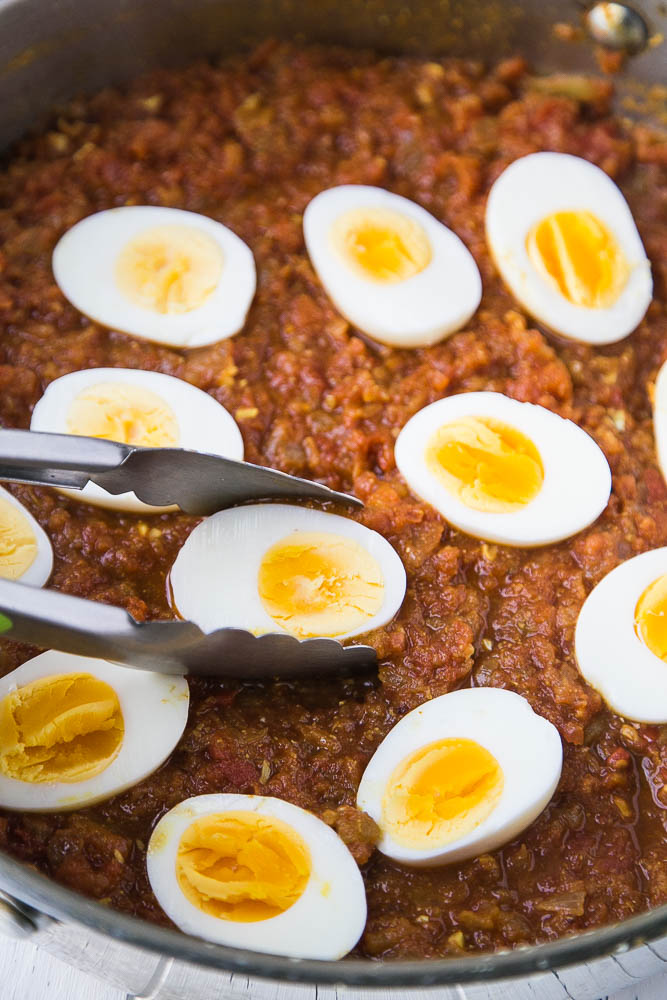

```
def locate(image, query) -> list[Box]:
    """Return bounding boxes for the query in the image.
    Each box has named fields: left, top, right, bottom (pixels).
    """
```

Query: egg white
left=357, top=687, right=563, bottom=867
left=30, top=367, right=244, bottom=514
left=0, top=650, right=189, bottom=811
left=0, top=486, right=53, bottom=586
left=394, top=391, right=611, bottom=546
left=52, top=206, right=256, bottom=348
left=169, top=503, right=406, bottom=638
left=146, top=792, right=367, bottom=959
left=303, top=185, right=482, bottom=348
left=575, top=548, right=667, bottom=723
left=485, top=152, right=652, bottom=344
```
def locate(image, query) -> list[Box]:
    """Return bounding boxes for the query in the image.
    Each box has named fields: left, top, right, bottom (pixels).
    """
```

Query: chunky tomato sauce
left=0, top=43, right=665, bottom=957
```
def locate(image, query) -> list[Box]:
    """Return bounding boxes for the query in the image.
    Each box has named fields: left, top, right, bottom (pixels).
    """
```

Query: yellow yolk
left=257, top=531, right=385, bottom=638
left=526, top=210, right=629, bottom=309
left=425, top=416, right=544, bottom=513
left=115, top=224, right=224, bottom=314
left=382, top=738, right=504, bottom=848
left=175, top=811, right=311, bottom=922
left=66, top=383, right=179, bottom=448
left=0, top=673, right=124, bottom=783
left=0, top=495, right=38, bottom=580
left=331, top=207, right=432, bottom=283
left=635, top=574, right=667, bottom=661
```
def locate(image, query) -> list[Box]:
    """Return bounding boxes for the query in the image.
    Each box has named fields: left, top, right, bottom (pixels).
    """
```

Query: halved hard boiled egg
left=303, top=185, right=482, bottom=348
left=0, top=650, right=189, bottom=811
left=357, top=687, right=562, bottom=867
left=169, top=504, right=406, bottom=639
left=52, top=206, right=256, bottom=348
left=146, top=793, right=367, bottom=959
left=575, top=548, right=667, bottom=723
left=394, top=391, right=611, bottom=546
left=30, top=367, right=244, bottom=513
left=486, top=152, right=652, bottom=344
left=0, top=486, right=53, bottom=586
left=652, top=359, right=667, bottom=486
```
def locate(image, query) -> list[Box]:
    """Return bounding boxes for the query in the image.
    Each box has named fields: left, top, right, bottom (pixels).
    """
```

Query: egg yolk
left=175, top=811, right=311, bottom=922
left=66, top=383, right=179, bottom=448
left=0, top=495, right=38, bottom=580
left=526, top=210, right=629, bottom=309
left=635, top=573, right=667, bottom=661
left=382, top=738, right=504, bottom=848
left=257, top=531, right=385, bottom=638
left=331, top=206, right=432, bottom=283
left=425, top=416, right=544, bottom=513
left=0, top=673, right=124, bottom=783
left=115, top=224, right=224, bottom=314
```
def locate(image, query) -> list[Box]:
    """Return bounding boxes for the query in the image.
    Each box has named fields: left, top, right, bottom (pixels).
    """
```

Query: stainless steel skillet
left=0, top=1, right=665, bottom=997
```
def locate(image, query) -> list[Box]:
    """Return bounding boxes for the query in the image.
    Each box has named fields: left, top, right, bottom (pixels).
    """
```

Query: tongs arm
left=0, top=580, right=378, bottom=678
left=0, top=429, right=362, bottom=514
left=0, top=579, right=190, bottom=675
left=0, top=429, right=131, bottom=490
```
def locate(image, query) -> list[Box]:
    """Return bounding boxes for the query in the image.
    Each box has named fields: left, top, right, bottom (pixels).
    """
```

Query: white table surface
left=3, top=935, right=667, bottom=1000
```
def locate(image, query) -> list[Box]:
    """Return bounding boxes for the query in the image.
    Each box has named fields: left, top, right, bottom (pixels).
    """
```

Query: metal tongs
left=0, top=429, right=378, bottom=677
left=0, top=429, right=361, bottom=515
left=0, top=581, right=376, bottom=677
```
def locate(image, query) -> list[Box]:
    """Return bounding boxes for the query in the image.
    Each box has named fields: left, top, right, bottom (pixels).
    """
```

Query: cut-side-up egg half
left=0, top=650, right=189, bottom=811
left=575, top=548, right=667, bottom=723
left=357, top=687, right=562, bottom=867
left=303, top=185, right=482, bottom=348
left=147, top=793, right=367, bottom=959
left=52, top=206, right=256, bottom=348
left=30, top=367, right=244, bottom=514
left=0, top=486, right=53, bottom=586
left=485, top=152, right=652, bottom=344
left=169, top=503, right=406, bottom=639
left=394, top=391, right=611, bottom=547
left=652, top=359, right=667, bottom=486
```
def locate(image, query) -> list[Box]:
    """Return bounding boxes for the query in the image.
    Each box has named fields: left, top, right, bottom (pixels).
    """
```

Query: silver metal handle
left=0, top=428, right=130, bottom=490
left=0, top=580, right=378, bottom=678
left=0, top=577, right=142, bottom=652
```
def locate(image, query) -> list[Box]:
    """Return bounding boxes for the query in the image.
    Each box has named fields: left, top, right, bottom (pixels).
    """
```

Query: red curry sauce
left=0, top=43, right=665, bottom=958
